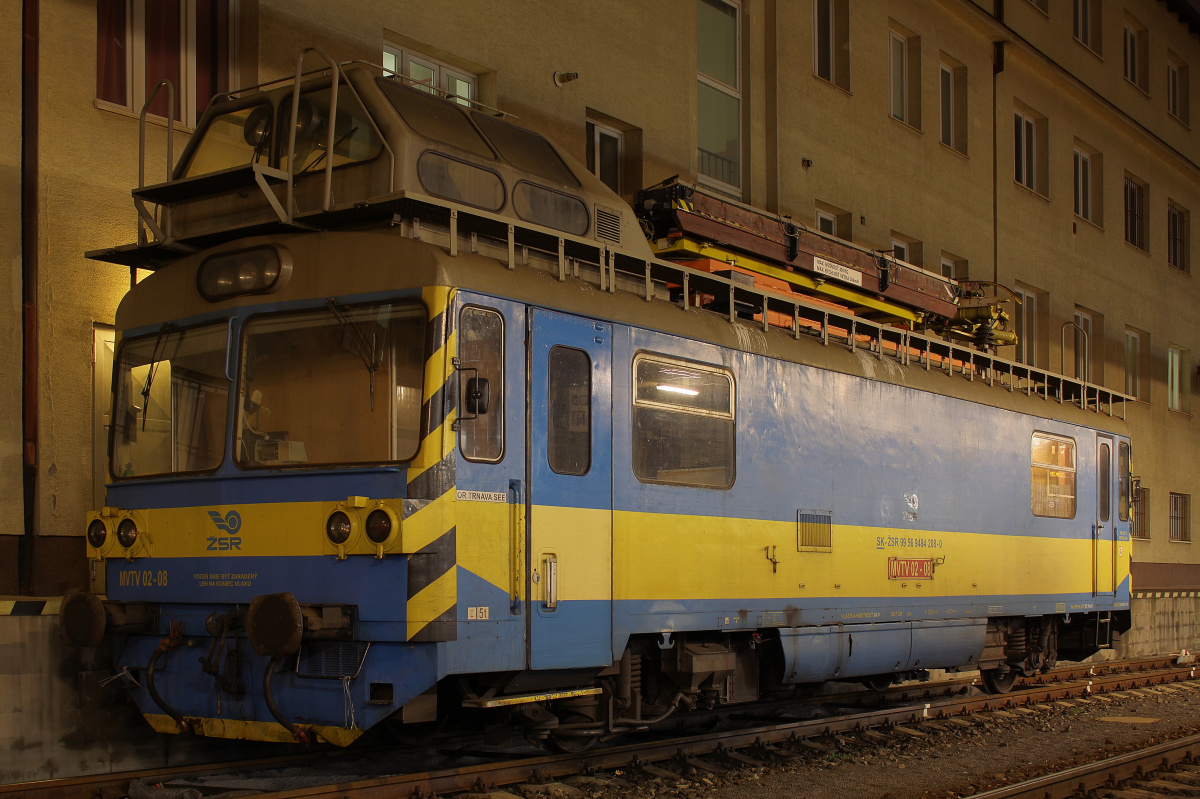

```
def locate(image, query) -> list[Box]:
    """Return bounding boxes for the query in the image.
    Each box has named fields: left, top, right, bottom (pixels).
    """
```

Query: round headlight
left=237, top=259, right=260, bottom=290
left=116, top=518, right=138, bottom=549
left=86, top=520, right=108, bottom=549
left=326, top=511, right=352, bottom=545
left=365, top=510, right=392, bottom=544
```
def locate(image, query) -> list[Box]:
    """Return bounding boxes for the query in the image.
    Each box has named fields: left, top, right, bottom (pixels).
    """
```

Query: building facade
left=3, top=0, right=1199, bottom=654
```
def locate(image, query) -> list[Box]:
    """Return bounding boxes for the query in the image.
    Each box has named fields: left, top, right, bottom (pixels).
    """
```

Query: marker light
left=198, top=246, right=292, bottom=302
left=365, top=510, right=393, bottom=545
left=86, top=520, right=108, bottom=549
left=117, top=518, right=139, bottom=549
left=326, top=511, right=352, bottom=545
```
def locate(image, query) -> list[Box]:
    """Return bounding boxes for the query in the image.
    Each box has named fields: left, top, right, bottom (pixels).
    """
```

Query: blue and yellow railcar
left=63, top=54, right=1132, bottom=749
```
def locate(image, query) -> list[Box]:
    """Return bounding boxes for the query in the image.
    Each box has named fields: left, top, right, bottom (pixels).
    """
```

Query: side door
left=1094, top=435, right=1117, bottom=596
left=527, top=309, right=613, bottom=669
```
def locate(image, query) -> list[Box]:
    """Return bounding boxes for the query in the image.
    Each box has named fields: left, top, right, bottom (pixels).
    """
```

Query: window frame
left=586, top=118, right=625, bottom=195
left=1073, top=0, right=1101, bottom=55
left=1168, top=202, right=1190, bottom=273
left=546, top=345, right=592, bottom=477
left=1073, top=309, right=1093, bottom=382
left=382, top=44, right=477, bottom=107
left=1030, top=431, right=1077, bottom=520
left=1124, top=174, right=1148, bottom=251
left=457, top=305, right=506, bottom=464
left=697, top=0, right=743, bottom=195
left=632, top=352, right=736, bottom=489
left=1014, top=110, right=1037, bottom=191
left=1013, top=287, right=1038, bottom=367
left=1168, top=345, right=1190, bottom=414
left=1132, top=484, right=1150, bottom=539
left=1170, top=492, right=1191, bottom=542
left=813, top=0, right=850, bottom=91
left=1167, top=57, right=1190, bottom=126
left=1125, top=328, right=1146, bottom=401
left=890, top=31, right=909, bottom=123
left=1123, top=21, right=1149, bottom=93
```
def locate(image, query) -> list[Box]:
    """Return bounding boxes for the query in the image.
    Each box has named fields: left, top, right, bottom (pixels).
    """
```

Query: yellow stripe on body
left=613, top=509, right=1125, bottom=604
left=456, top=497, right=518, bottom=593
left=131, top=502, right=332, bottom=558
left=407, top=287, right=455, bottom=484
left=407, top=567, right=457, bottom=640
left=531, top=505, right=611, bottom=602
left=145, top=713, right=362, bottom=747
left=403, top=490, right=456, bottom=554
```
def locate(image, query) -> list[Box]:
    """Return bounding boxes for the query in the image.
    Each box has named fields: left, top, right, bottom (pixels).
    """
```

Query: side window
left=458, top=307, right=504, bottom=462
left=633, top=354, right=734, bottom=488
left=1031, top=432, right=1076, bottom=519
left=547, top=346, right=591, bottom=476
left=1119, top=442, right=1131, bottom=522
left=1099, top=442, right=1111, bottom=522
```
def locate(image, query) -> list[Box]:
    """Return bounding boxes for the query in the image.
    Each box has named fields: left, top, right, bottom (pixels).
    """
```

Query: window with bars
left=1124, top=175, right=1148, bottom=250
left=1170, top=493, right=1190, bottom=542
left=1168, top=202, right=1189, bottom=273
left=1132, top=485, right=1149, bottom=539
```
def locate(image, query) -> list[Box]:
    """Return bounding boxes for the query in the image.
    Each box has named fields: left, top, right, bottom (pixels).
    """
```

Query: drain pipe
left=20, top=0, right=39, bottom=595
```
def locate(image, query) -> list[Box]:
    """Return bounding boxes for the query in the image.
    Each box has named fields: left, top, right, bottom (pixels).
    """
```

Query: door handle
left=543, top=554, right=558, bottom=610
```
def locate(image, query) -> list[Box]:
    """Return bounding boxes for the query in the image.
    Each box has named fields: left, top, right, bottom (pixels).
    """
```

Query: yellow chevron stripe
left=407, top=567, right=456, bottom=640
left=403, top=490, right=456, bottom=554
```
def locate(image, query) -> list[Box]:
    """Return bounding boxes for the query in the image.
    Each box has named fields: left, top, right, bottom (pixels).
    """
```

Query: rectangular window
left=889, top=233, right=921, bottom=267
left=813, top=0, right=850, bottom=90
left=1073, top=0, right=1102, bottom=54
left=817, top=210, right=836, bottom=236
left=1099, top=442, right=1111, bottom=523
left=1125, top=328, right=1146, bottom=400
left=697, top=0, right=741, bottom=193
left=1123, top=21, right=1149, bottom=92
left=547, top=346, right=591, bottom=476
left=815, top=201, right=852, bottom=241
left=1031, top=432, right=1076, bottom=519
left=1013, top=287, right=1037, bottom=366
left=1074, top=148, right=1090, bottom=220
left=633, top=354, right=734, bottom=488
left=1168, top=346, right=1190, bottom=413
left=1124, top=175, right=1147, bottom=250
left=1119, top=442, right=1131, bottom=523
left=459, top=306, right=505, bottom=462
left=889, top=24, right=921, bottom=128
left=1132, top=485, right=1150, bottom=539
left=236, top=302, right=427, bottom=469
left=1170, top=493, right=1191, bottom=542
left=586, top=119, right=624, bottom=194
left=97, top=0, right=232, bottom=127
left=1168, top=58, right=1190, bottom=125
left=1013, top=108, right=1046, bottom=194
left=1073, top=309, right=1093, bottom=381
left=1169, top=202, right=1190, bottom=273
left=940, top=252, right=967, bottom=280
left=940, top=58, right=966, bottom=153
left=383, top=45, right=476, bottom=106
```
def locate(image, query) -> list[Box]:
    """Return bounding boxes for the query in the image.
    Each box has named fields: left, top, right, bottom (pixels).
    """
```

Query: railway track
left=6, top=655, right=1196, bottom=799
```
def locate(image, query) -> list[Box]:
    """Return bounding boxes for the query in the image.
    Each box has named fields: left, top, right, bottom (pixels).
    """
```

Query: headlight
left=86, top=520, right=108, bottom=549
left=116, top=518, right=138, bottom=549
left=197, top=246, right=292, bottom=301
left=365, top=510, right=392, bottom=544
left=326, top=511, right=352, bottom=545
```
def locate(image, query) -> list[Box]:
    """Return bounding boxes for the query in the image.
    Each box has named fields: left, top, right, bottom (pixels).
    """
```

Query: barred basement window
left=1170, top=493, right=1191, bottom=542
left=1031, top=432, right=1076, bottom=519
left=1132, top=486, right=1150, bottom=539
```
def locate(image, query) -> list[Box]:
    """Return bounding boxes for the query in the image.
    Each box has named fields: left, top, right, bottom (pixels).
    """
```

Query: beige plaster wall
left=0, top=2, right=24, bottom=544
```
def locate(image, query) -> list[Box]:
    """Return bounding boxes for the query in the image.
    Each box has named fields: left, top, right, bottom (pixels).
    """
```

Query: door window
left=547, top=346, right=591, bottom=476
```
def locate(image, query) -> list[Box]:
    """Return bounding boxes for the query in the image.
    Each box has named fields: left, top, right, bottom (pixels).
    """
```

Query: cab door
left=1094, top=435, right=1117, bottom=595
left=527, top=309, right=613, bottom=669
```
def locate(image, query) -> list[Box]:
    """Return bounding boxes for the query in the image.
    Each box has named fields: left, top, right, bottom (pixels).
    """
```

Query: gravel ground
left=562, top=680, right=1200, bottom=799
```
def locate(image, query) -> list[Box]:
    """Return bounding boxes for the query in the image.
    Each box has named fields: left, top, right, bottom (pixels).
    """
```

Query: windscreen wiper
left=140, top=323, right=176, bottom=432
left=326, top=299, right=380, bottom=410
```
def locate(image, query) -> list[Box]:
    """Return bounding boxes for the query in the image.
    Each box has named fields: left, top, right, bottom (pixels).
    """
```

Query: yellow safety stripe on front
left=144, top=713, right=362, bottom=747
left=407, top=565, right=457, bottom=641
left=403, top=489, right=456, bottom=555
left=407, top=286, right=455, bottom=484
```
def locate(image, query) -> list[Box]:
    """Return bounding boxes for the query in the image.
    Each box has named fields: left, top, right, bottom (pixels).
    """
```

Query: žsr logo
left=206, top=510, right=243, bottom=550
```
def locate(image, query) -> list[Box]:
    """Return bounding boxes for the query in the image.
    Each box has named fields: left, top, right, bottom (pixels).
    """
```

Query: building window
left=815, top=201, right=852, bottom=241
left=1168, top=58, right=1190, bottom=125
left=1073, top=0, right=1102, bottom=55
left=889, top=24, right=921, bottom=128
left=697, top=0, right=741, bottom=194
left=1125, top=328, right=1148, bottom=401
left=96, top=0, right=232, bottom=127
left=586, top=119, right=624, bottom=194
left=1072, top=144, right=1102, bottom=224
left=940, top=57, right=967, bottom=153
left=1013, top=286, right=1038, bottom=366
left=1170, top=493, right=1190, bottom=542
left=889, top=233, right=922, bottom=267
left=1014, top=106, right=1047, bottom=195
left=383, top=46, right=476, bottom=106
left=1123, top=19, right=1149, bottom=93
left=1124, top=174, right=1148, bottom=250
left=633, top=354, right=735, bottom=489
left=1073, top=309, right=1093, bottom=382
left=1132, top=485, right=1150, bottom=539
left=1027, top=0, right=1048, bottom=12
left=1031, top=432, right=1076, bottom=519
left=1168, top=202, right=1190, bottom=273
left=813, top=0, right=850, bottom=90
left=940, top=252, right=967, bottom=280
left=1168, top=346, right=1190, bottom=413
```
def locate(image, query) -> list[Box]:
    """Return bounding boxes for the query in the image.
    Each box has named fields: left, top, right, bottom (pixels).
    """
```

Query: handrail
left=1061, top=320, right=1089, bottom=382
left=287, top=48, right=340, bottom=217
left=137, top=80, right=176, bottom=245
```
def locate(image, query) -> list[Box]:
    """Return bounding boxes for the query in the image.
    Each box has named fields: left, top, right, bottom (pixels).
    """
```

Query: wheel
left=861, top=676, right=893, bottom=692
left=980, top=668, right=1017, bottom=694
left=546, top=731, right=600, bottom=753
